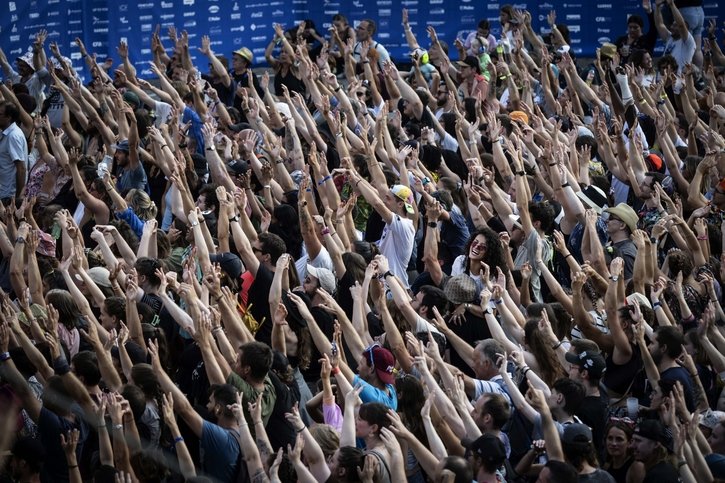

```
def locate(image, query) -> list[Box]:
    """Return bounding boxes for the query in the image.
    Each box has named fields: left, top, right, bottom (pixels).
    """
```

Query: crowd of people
left=0, top=0, right=724, bottom=481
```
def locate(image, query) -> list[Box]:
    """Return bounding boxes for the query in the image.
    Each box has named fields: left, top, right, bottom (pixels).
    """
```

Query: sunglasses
left=608, top=416, right=636, bottom=429
left=364, top=342, right=380, bottom=367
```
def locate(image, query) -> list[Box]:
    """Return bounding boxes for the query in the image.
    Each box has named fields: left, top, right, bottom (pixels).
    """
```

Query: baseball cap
left=562, top=423, right=593, bottom=446
left=604, top=203, right=638, bottom=233
left=465, top=433, right=507, bottom=465
left=76, top=266, right=112, bottom=288
left=233, top=47, right=254, bottom=63
left=209, top=252, right=243, bottom=280
left=123, top=91, right=141, bottom=109
left=634, top=419, right=668, bottom=445
left=456, top=55, right=480, bottom=73
left=699, top=409, right=725, bottom=430
left=112, top=139, right=130, bottom=153
left=365, top=344, right=395, bottom=385
left=390, top=184, right=414, bottom=214
left=443, top=274, right=477, bottom=305
left=306, top=265, right=336, bottom=294
left=565, top=351, right=606, bottom=378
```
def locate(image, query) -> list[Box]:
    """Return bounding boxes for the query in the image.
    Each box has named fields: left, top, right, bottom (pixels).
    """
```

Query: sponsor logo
left=566, top=14, right=580, bottom=20
left=160, top=13, right=174, bottom=20
left=460, top=5, right=474, bottom=10
left=378, top=9, right=391, bottom=16
left=208, top=16, right=220, bottom=21
left=595, top=17, right=611, bottom=22
left=10, top=35, right=19, bottom=42
left=428, top=20, right=446, bottom=26
left=291, top=9, right=309, bottom=14
left=430, top=8, right=444, bottom=14
left=141, top=49, right=151, bottom=55
left=141, top=24, right=153, bottom=32
left=119, top=17, right=128, bottom=23
left=10, top=14, right=17, bottom=21
left=183, top=11, right=194, bottom=17
left=598, top=4, right=612, bottom=8
left=539, top=2, right=554, bottom=9
left=230, top=13, right=241, bottom=19
left=233, top=1, right=239, bottom=9
left=378, top=33, right=390, bottom=39
left=251, top=35, right=266, bottom=41
left=183, top=20, right=195, bottom=27
left=9, top=2, right=16, bottom=11
left=272, top=9, right=284, bottom=15
left=183, top=0, right=194, bottom=4
left=161, top=2, right=173, bottom=8
left=118, top=5, right=128, bottom=11
left=93, top=17, right=109, bottom=25
left=597, top=28, right=610, bottom=33
left=401, top=0, right=418, bottom=5
left=68, top=29, right=82, bottom=34
left=208, top=5, right=219, bottom=13
left=252, top=48, right=265, bottom=54
left=68, top=19, right=81, bottom=25
left=209, top=26, right=222, bottom=34
left=598, top=37, right=611, bottom=43
left=139, top=15, right=152, bottom=21
left=93, top=28, right=109, bottom=33
left=250, top=12, right=263, bottom=18
left=70, top=52, right=82, bottom=60
left=568, top=25, right=580, bottom=33
left=92, top=6, right=108, bottom=12
left=230, top=25, right=244, bottom=32
left=138, top=3, right=154, bottom=8
left=571, top=38, right=581, bottom=44
left=562, top=3, right=582, bottom=7
left=487, top=1, right=500, bottom=6
left=29, top=12, right=40, bottom=19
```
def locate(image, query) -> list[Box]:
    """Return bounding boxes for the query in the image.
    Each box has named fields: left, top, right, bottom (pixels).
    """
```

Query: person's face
left=0, top=106, right=11, bottom=129
left=100, top=304, right=115, bottom=331
left=708, top=423, right=725, bottom=453
left=605, top=214, right=625, bottom=235
left=606, top=426, right=630, bottom=458
left=472, top=349, right=490, bottom=378
left=279, top=51, right=291, bottom=64
left=196, top=194, right=208, bottom=211
left=232, top=54, right=246, bottom=71
left=437, top=88, right=449, bottom=107
left=470, top=395, right=490, bottom=429
left=477, top=27, right=490, bottom=37
left=648, top=336, right=663, bottom=365
left=639, top=176, right=654, bottom=199
left=114, top=150, right=129, bottom=167
left=460, top=64, right=473, bottom=80
left=251, top=240, right=266, bottom=264
left=631, top=434, right=657, bottom=461
left=627, top=22, right=642, bottom=39
left=355, top=415, right=375, bottom=438
left=333, top=20, right=346, bottom=32
left=358, top=351, right=373, bottom=380
left=411, top=291, right=424, bottom=313
left=500, top=11, right=510, bottom=25
left=16, top=59, right=33, bottom=77
left=356, top=22, right=370, bottom=41
left=670, top=23, right=681, bottom=39
left=712, top=186, right=725, bottom=209
left=643, top=53, right=653, bottom=69
left=303, top=274, right=320, bottom=295
left=468, top=235, right=488, bottom=261
left=547, top=389, right=561, bottom=409
left=384, top=192, right=402, bottom=213
left=568, top=362, right=583, bottom=382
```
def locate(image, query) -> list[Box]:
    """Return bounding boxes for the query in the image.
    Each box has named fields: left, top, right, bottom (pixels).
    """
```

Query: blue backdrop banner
left=0, top=0, right=721, bottom=80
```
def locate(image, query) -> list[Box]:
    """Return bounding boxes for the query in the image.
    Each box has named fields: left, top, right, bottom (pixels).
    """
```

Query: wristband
left=53, top=355, right=71, bottom=375
left=113, top=424, right=123, bottom=431
left=0, top=352, right=10, bottom=362
left=561, top=183, right=571, bottom=188
left=68, top=465, right=79, bottom=469
left=173, top=436, right=185, bottom=445
left=552, top=341, right=563, bottom=350
left=296, top=426, right=306, bottom=433
left=229, top=215, right=240, bottom=223
left=331, top=366, right=340, bottom=375
left=515, top=171, right=525, bottom=176
left=322, top=227, right=331, bottom=236
left=494, top=299, right=503, bottom=305
left=15, top=237, right=25, bottom=244
left=697, top=236, right=708, bottom=240
left=382, top=271, right=394, bottom=279
left=318, top=175, right=332, bottom=186
left=564, top=253, right=573, bottom=259
left=190, top=221, right=199, bottom=227
left=427, top=221, right=437, bottom=228
left=652, top=301, right=662, bottom=308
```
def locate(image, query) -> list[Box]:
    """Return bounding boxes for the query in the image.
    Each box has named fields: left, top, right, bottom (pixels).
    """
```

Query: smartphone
left=51, top=221, right=62, bottom=240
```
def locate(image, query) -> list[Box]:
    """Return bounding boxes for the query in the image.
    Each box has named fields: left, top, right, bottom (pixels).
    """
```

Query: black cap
left=561, top=423, right=593, bottom=446
left=456, top=55, right=480, bottom=73
left=12, top=437, right=46, bottom=462
left=635, top=419, right=668, bottom=445
left=209, top=252, right=243, bottom=280
left=465, top=433, right=506, bottom=465
left=565, top=350, right=606, bottom=378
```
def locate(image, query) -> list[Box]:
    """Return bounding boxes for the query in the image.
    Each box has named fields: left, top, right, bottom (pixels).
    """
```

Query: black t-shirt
left=577, top=395, right=608, bottom=454
left=265, top=371, right=298, bottom=451
left=250, top=265, right=275, bottom=346
left=642, top=461, right=680, bottom=483
left=447, top=312, right=492, bottom=377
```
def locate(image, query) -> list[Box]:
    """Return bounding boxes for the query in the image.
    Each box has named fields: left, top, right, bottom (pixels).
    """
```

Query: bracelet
left=113, top=424, right=123, bottom=431
left=263, top=185, right=271, bottom=189
left=355, top=179, right=362, bottom=187
left=296, top=426, right=306, bottom=433
left=552, top=341, right=563, bottom=350
left=522, top=367, right=531, bottom=377
left=174, top=436, right=185, bottom=445
left=15, top=236, right=25, bottom=244
left=494, top=299, right=503, bottom=305
left=427, top=221, right=437, bottom=228
left=0, top=352, right=10, bottom=362
left=318, top=175, right=331, bottom=186
left=652, top=301, right=662, bottom=308
left=697, top=236, right=708, bottom=240
left=331, top=366, right=340, bottom=375
left=382, top=271, right=394, bottom=279
left=333, top=86, right=341, bottom=92
left=329, top=231, right=337, bottom=236
left=160, top=144, right=168, bottom=149
left=68, top=465, right=79, bottom=469
left=678, top=460, right=687, bottom=469
left=335, top=131, right=343, bottom=138
left=322, top=227, right=331, bottom=236
left=515, top=171, right=525, bottom=176
left=477, top=202, right=485, bottom=211
left=362, top=60, right=370, bottom=64
left=561, top=183, right=571, bottom=188
left=190, top=221, right=199, bottom=227
left=229, top=215, right=240, bottom=223
left=564, top=253, right=572, bottom=259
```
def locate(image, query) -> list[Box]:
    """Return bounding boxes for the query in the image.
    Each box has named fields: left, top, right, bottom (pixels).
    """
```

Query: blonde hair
left=127, top=189, right=158, bottom=221
left=309, top=424, right=340, bottom=459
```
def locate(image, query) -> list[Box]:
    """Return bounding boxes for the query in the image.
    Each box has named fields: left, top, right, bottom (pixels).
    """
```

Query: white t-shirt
left=153, top=101, right=173, bottom=128
left=295, top=245, right=334, bottom=281
left=664, top=32, right=695, bottom=72
left=378, top=215, right=415, bottom=287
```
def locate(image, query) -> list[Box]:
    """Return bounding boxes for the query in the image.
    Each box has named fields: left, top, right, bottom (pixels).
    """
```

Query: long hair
left=126, top=189, right=158, bottom=221
left=524, top=319, right=566, bottom=386
left=463, top=227, right=507, bottom=276
left=395, top=375, right=426, bottom=444
left=603, top=420, right=635, bottom=469
left=46, top=289, right=82, bottom=329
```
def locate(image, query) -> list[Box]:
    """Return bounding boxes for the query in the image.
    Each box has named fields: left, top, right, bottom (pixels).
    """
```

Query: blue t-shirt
left=201, top=420, right=241, bottom=482
left=116, top=162, right=148, bottom=194
left=182, top=106, right=206, bottom=155
left=353, top=375, right=398, bottom=410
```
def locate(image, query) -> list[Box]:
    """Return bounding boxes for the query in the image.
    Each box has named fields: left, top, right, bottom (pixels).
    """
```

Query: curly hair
left=463, top=227, right=507, bottom=276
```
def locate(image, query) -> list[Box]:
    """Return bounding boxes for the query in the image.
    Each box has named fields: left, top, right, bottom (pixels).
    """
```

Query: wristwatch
left=609, top=275, right=619, bottom=282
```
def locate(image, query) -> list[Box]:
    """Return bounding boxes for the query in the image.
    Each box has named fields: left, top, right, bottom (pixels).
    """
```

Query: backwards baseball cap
left=408, top=47, right=429, bottom=64
left=634, top=419, right=668, bottom=446
left=233, top=47, right=254, bottom=63
left=465, top=433, right=507, bottom=465
left=365, top=344, right=395, bottom=385
left=565, top=350, right=606, bottom=378
left=562, top=423, right=593, bottom=446
left=390, top=184, right=414, bottom=214
left=306, top=265, right=336, bottom=294
left=604, top=203, right=638, bottom=233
